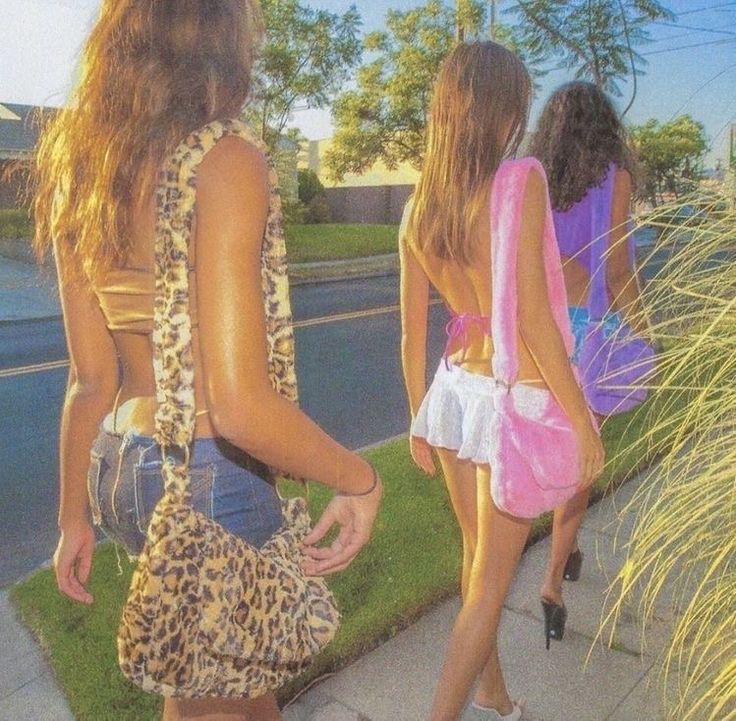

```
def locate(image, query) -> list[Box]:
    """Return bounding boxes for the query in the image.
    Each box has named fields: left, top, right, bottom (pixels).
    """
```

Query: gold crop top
left=94, top=266, right=198, bottom=333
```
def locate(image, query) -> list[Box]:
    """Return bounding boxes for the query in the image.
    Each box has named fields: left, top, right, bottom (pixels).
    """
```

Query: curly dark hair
left=529, top=81, right=637, bottom=211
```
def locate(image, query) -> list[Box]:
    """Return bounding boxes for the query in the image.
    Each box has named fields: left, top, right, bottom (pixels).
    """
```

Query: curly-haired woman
left=34, top=2, right=381, bottom=719
left=530, top=81, right=650, bottom=638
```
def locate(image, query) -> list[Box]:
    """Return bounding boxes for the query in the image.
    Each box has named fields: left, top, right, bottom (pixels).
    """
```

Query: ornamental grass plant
left=601, top=179, right=736, bottom=721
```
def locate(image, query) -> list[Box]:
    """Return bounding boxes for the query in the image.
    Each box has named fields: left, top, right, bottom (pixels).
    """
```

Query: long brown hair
left=407, top=41, right=531, bottom=265
left=529, top=81, right=636, bottom=211
left=33, top=0, right=263, bottom=285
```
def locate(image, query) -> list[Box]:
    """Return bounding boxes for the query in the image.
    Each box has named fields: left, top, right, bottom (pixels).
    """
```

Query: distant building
left=301, top=138, right=418, bottom=224
left=0, top=103, right=53, bottom=210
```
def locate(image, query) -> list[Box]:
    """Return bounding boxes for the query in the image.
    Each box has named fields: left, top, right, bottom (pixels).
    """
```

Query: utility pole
left=490, top=0, right=497, bottom=40
left=456, top=0, right=466, bottom=41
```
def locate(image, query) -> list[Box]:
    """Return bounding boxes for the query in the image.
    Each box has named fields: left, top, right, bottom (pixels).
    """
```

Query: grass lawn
left=0, top=220, right=398, bottom=264
left=10, top=386, right=685, bottom=721
left=285, top=224, right=399, bottom=263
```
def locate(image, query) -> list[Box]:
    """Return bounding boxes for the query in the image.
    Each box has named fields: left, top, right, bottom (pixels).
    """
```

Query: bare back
left=96, top=196, right=215, bottom=437
left=405, top=184, right=546, bottom=385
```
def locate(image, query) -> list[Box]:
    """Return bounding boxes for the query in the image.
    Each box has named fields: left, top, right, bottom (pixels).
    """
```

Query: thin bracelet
left=337, top=462, right=381, bottom=497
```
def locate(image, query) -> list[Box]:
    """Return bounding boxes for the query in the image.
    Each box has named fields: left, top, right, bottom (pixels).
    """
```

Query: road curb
left=0, top=255, right=399, bottom=324
left=0, top=314, right=63, bottom=327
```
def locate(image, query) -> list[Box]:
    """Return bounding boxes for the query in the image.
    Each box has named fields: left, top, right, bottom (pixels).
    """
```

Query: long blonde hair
left=407, top=41, right=531, bottom=265
left=33, top=0, right=263, bottom=285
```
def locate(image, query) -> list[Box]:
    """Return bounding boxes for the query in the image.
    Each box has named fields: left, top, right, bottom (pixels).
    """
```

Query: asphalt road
left=0, top=275, right=447, bottom=587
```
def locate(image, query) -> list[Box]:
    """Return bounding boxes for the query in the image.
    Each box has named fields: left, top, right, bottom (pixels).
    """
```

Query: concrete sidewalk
left=282, top=467, right=675, bottom=721
left=0, top=466, right=677, bottom=721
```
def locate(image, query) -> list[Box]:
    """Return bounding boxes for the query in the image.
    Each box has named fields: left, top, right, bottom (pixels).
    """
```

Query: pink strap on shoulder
left=490, top=157, right=575, bottom=385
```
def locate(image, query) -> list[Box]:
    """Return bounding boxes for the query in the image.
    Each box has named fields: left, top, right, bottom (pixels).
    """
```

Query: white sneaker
left=470, top=700, right=523, bottom=720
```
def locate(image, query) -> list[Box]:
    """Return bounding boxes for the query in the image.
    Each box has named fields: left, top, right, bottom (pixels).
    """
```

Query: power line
left=642, top=36, right=736, bottom=55
left=653, top=20, right=736, bottom=36
left=650, top=29, right=725, bottom=43
left=669, top=61, right=736, bottom=119
left=676, top=1, right=736, bottom=16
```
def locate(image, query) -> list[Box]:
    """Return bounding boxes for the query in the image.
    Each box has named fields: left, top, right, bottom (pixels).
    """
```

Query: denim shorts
left=87, top=427, right=284, bottom=557
left=568, top=306, right=625, bottom=365
left=568, top=306, right=590, bottom=365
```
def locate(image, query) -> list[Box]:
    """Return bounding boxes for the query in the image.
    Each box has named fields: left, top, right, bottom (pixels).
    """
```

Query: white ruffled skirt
left=410, top=361, right=551, bottom=466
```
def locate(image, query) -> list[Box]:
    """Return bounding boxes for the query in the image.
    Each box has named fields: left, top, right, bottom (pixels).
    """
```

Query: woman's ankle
left=540, top=577, right=564, bottom=605
left=473, top=679, right=513, bottom=715
left=472, top=692, right=514, bottom=716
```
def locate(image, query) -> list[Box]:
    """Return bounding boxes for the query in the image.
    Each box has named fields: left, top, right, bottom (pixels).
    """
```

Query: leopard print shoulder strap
left=152, top=118, right=298, bottom=457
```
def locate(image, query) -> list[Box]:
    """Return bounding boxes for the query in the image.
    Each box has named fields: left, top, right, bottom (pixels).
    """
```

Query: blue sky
left=2, top=0, right=735, bottom=165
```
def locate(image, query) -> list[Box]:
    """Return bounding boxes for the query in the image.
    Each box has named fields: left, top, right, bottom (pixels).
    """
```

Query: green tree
left=511, top=0, right=672, bottom=108
left=297, top=168, right=326, bottom=205
left=630, top=115, right=708, bottom=204
left=325, top=1, right=488, bottom=180
left=249, top=1, right=362, bottom=147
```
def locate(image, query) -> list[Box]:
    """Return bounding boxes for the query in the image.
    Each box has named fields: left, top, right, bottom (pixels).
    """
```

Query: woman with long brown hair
left=34, top=2, right=381, bottom=719
left=530, top=81, right=650, bottom=640
left=400, top=43, right=603, bottom=720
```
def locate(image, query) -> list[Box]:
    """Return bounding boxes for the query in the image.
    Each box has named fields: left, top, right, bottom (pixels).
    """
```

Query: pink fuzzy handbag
left=488, top=158, right=595, bottom=519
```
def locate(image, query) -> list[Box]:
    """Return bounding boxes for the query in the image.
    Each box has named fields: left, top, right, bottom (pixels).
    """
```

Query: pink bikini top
left=444, top=309, right=491, bottom=368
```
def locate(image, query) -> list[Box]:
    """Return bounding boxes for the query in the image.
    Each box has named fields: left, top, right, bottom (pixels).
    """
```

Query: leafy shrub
left=0, top=208, right=33, bottom=238
left=298, top=168, right=326, bottom=205
left=304, top=195, right=331, bottom=224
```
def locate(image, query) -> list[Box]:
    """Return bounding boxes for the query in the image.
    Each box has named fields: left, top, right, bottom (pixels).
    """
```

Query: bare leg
left=542, top=487, right=591, bottom=604
left=436, top=449, right=478, bottom=598
left=544, top=410, right=603, bottom=604
left=436, top=450, right=504, bottom=708
left=162, top=693, right=282, bottom=721
left=430, top=465, right=532, bottom=721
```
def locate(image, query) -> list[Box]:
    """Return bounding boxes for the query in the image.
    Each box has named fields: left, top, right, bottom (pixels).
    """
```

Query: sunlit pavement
left=283, top=466, right=679, bottom=721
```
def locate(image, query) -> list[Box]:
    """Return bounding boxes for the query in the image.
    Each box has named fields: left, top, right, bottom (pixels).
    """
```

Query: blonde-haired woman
left=35, top=2, right=381, bottom=720
left=400, top=42, right=603, bottom=720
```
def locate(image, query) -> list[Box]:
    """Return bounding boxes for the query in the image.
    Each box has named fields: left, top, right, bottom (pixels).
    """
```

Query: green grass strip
left=0, top=221, right=400, bottom=264
left=10, top=386, right=684, bottom=721
left=0, top=209, right=33, bottom=239
left=285, top=224, right=399, bottom=264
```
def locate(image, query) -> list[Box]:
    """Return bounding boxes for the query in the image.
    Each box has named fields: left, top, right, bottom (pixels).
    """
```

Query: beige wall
left=301, top=138, right=420, bottom=189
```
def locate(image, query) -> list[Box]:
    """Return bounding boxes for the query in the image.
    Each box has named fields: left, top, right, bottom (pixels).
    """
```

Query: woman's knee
left=462, top=530, right=478, bottom=562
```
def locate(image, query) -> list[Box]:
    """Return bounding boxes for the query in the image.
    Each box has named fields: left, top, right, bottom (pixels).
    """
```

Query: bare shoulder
left=522, top=164, right=547, bottom=211
left=614, top=166, right=632, bottom=194
left=197, top=135, right=269, bottom=196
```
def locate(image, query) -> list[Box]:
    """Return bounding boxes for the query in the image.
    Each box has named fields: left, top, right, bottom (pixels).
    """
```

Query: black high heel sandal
left=563, top=549, right=584, bottom=581
left=541, top=598, right=567, bottom=650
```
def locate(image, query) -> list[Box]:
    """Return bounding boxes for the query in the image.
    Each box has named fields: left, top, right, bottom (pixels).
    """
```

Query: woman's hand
left=574, top=420, right=605, bottom=490
left=301, top=479, right=383, bottom=577
left=54, top=522, right=96, bottom=604
left=410, top=435, right=436, bottom=475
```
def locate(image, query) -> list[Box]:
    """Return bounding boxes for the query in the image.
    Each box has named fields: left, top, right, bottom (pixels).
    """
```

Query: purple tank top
left=552, top=163, right=616, bottom=274
left=551, top=163, right=634, bottom=319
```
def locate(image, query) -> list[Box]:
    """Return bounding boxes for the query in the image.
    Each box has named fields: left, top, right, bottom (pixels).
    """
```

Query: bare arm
left=399, top=202, right=429, bottom=419
left=53, top=251, right=120, bottom=603
left=196, top=138, right=380, bottom=572
left=398, top=202, right=436, bottom=475
left=606, top=169, right=649, bottom=334
left=516, top=169, right=603, bottom=486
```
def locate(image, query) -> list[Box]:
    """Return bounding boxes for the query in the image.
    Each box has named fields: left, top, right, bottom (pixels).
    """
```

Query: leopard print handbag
left=117, top=119, right=340, bottom=699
